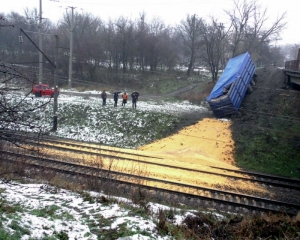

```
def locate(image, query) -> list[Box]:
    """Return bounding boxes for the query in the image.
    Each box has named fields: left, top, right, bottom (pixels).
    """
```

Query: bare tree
left=290, top=45, right=300, bottom=59
left=177, top=14, right=204, bottom=76
left=157, top=27, right=178, bottom=71
left=0, top=12, right=30, bottom=64
left=0, top=62, right=56, bottom=183
left=0, top=16, right=57, bottom=148
left=0, top=10, right=56, bottom=87
left=0, top=14, right=16, bottom=62
left=135, top=15, right=177, bottom=72
left=0, top=15, right=14, bottom=28
left=225, top=0, right=255, bottom=56
left=75, top=14, right=105, bottom=81
left=115, top=17, right=136, bottom=73
left=144, top=18, right=168, bottom=73
left=201, top=18, right=229, bottom=82
left=102, top=20, right=117, bottom=72
left=0, top=64, right=52, bottom=143
left=226, top=0, right=286, bottom=59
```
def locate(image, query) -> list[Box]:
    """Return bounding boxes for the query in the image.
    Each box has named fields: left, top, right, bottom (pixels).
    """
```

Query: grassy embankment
left=231, top=86, right=300, bottom=178
left=0, top=71, right=299, bottom=240
left=137, top=72, right=300, bottom=179
left=60, top=69, right=300, bottom=178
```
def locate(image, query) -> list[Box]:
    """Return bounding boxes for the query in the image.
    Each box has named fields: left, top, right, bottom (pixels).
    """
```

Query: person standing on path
left=114, top=91, right=121, bottom=107
left=131, top=92, right=139, bottom=109
left=101, top=90, right=107, bottom=106
left=122, top=92, right=128, bottom=106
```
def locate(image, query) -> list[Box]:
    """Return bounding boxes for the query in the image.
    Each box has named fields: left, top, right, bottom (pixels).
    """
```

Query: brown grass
left=155, top=209, right=300, bottom=239
left=178, top=81, right=215, bottom=104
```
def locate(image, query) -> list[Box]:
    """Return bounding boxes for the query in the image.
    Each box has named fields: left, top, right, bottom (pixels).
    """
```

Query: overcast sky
left=2, top=0, right=300, bottom=45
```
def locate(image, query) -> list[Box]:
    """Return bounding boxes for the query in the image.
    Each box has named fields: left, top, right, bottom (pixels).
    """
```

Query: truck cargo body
left=206, top=52, right=256, bottom=118
left=285, top=60, right=300, bottom=72
left=284, top=49, right=300, bottom=86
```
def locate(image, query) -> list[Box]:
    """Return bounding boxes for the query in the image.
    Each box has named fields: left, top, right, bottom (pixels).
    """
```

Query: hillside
left=231, top=66, right=300, bottom=177
left=139, top=66, right=300, bottom=178
left=0, top=67, right=299, bottom=240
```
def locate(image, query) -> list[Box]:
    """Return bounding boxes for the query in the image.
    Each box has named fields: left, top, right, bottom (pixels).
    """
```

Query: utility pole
left=39, top=0, right=43, bottom=83
left=53, top=34, right=59, bottom=131
left=20, top=28, right=59, bottom=131
left=68, top=6, right=75, bottom=89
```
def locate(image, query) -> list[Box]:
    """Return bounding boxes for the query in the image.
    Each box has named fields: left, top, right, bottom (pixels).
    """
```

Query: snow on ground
left=58, top=89, right=208, bottom=115
left=0, top=181, right=199, bottom=240
left=0, top=89, right=216, bottom=239
left=55, top=92, right=209, bottom=147
left=10, top=89, right=211, bottom=148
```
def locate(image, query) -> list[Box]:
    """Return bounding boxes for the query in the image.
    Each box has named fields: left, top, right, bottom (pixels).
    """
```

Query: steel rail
left=3, top=131, right=163, bottom=160
left=21, top=139, right=300, bottom=191
left=2, top=150, right=300, bottom=216
left=210, top=166, right=300, bottom=184
left=3, top=131, right=300, bottom=189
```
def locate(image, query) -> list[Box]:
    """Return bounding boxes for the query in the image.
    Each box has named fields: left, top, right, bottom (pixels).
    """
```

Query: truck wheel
left=35, top=92, right=41, bottom=97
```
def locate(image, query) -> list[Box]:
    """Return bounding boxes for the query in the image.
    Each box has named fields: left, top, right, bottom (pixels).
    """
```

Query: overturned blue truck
left=206, top=52, right=256, bottom=118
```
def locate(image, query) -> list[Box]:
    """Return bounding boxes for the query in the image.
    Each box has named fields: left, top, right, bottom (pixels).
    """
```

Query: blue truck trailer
left=206, top=52, right=256, bottom=118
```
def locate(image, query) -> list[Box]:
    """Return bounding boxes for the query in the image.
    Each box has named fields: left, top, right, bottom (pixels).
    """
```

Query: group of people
left=101, top=90, right=139, bottom=109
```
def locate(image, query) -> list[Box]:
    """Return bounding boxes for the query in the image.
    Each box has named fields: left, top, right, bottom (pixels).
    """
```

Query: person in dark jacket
left=113, top=91, right=122, bottom=107
left=101, top=90, right=107, bottom=106
left=131, top=92, right=139, bottom=109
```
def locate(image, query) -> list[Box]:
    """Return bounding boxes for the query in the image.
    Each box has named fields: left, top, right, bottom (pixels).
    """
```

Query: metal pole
left=53, top=35, right=59, bottom=131
left=39, top=0, right=43, bottom=83
left=68, top=7, right=74, bottom=89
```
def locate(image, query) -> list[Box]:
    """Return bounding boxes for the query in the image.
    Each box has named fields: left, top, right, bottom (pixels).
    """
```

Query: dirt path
left=60, top=82, right=204, bottom=101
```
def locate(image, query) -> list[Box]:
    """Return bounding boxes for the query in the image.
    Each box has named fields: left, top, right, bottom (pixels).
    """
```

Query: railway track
left=2, top=147, right=300, bottom=216
left=2, top=133, right=300, bottom=215
left=22, top=136, right=300, bottom=193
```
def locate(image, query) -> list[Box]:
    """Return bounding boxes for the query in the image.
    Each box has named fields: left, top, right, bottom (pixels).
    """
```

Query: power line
left=20, top=28, right=56, bottom=68
left=239, top=108, right=300, bottom=122
left=250, top=85, right=300, bottom=95
left=2, top=67, right=300, bottom=131
left=179, top=123, right=299, bottom=143
left=22, top=29, right=55, bottom=37
left=4, top=63, right=297, bottom=99
left=206, top=106, right=300, bottom=123
left=53, top=0, right=212, bottom=7
left=2, top=60, right=299, bottom=118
